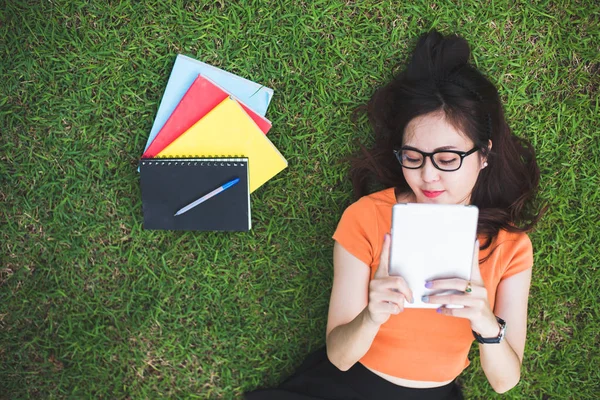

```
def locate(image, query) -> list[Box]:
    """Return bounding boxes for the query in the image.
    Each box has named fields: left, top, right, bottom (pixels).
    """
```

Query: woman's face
left=401, top=112, right=488, bottom=205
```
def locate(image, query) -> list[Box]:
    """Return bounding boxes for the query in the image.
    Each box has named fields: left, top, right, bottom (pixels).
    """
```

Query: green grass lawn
left=1, top=0, right=599, bottom=398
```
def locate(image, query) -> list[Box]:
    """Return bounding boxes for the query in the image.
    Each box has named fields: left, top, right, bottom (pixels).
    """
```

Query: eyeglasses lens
left=400, top=149, right=424, bottom=168
left=400, top=150, right=462, bottom=171
left=433, top=152, right=461, bottom=171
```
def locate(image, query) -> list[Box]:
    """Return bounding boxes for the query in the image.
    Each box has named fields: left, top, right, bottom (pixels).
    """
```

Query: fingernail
left=421, top=296, right=429, bottom=303
left=409, top=297, right=414, bottom=304
left=425, top=281, right=433, bottom=288
left=436, top=308, right=443, bottom=313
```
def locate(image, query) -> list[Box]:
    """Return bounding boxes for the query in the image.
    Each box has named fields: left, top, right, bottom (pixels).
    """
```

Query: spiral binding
left=151, top=154, right=245, bottom=159
left=140, top=157, right=248, bottom=167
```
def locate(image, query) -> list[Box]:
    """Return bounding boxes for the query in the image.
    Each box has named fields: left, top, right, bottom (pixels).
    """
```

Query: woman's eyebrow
left=403, top=145, right=459, bottom=151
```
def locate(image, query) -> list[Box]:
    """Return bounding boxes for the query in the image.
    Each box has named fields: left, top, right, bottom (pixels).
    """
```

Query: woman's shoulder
left=494, top=228, right=532, bottom=246
left=337, top=188, right=397, bottom=229
left=490, top=229, right=534, bottom=268
left=478, top=230, right=534, bottom=280
left=353, top=187, right=403, bottom=207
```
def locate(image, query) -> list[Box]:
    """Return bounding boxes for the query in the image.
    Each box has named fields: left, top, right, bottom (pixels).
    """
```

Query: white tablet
left=389, top=203, right=479, bottom=309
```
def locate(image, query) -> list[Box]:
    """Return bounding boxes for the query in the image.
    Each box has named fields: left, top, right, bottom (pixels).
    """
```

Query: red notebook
left=143, top=74, right=272, bottom=158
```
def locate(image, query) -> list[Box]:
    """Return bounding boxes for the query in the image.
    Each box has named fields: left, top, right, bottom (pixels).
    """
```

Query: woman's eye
left=438, top=159, right=457, bottom=165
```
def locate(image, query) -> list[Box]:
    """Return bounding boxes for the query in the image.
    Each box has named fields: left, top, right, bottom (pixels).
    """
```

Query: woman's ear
left=481, top=140, right=492, bottom=169
left=482, top=140, right=492, bottom=156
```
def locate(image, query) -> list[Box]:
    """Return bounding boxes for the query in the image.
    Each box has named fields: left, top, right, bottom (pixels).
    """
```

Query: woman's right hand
left=366, top=233, right=414, bottom=326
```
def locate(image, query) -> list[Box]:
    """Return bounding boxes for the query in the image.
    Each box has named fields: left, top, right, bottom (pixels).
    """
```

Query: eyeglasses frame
left=393, top=146, right=480, bottom=172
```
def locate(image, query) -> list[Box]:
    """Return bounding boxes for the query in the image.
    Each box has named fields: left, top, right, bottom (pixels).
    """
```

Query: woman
left=246, top=30, right=542, bottom=400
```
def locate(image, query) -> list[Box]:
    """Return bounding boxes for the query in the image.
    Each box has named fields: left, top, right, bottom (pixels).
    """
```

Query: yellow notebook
left=157, top=97, right=287, bottom=193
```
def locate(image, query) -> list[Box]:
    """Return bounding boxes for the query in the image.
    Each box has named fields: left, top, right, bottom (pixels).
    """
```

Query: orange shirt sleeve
left=500, top=232, right=534, bottom=280
left=332, top=197, right=378, bottom=267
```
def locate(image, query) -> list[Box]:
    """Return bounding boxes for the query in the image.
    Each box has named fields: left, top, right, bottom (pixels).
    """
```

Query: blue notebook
left=143, top=55, right=274, bottom=154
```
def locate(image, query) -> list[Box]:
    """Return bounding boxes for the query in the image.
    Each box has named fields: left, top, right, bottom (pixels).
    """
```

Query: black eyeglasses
left=393, top=146, right=479, bottom=172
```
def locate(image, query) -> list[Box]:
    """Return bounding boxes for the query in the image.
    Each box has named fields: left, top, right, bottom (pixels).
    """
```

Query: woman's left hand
left=424, top=240, right=501, bottom=338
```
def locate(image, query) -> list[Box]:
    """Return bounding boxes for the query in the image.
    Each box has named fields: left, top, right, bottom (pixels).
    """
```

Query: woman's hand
left=424, top=240, right=501, bottom=337
left=366, top=233, right=414, bottom=326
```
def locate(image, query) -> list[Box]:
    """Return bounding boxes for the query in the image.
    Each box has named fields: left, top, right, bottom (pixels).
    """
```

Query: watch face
left=494, top=317, right=506, bottom=343
left=498, top=319, right=507, bottom=341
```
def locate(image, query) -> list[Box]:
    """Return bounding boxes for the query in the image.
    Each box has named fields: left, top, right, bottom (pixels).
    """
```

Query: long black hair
left=350, top=30, right=544, bottom=250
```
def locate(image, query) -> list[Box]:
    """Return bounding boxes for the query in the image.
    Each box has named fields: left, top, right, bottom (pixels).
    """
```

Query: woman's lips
left=422, top=190, right=445, bottom=198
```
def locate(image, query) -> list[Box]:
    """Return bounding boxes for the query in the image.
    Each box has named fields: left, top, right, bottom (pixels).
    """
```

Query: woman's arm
left=479, top=268, right=532, bottom=393
left=326, top=237, right=413, bottom=371
left=426, top=241, right=532, bottom=393
left=325, top=243, right=378, bottom=371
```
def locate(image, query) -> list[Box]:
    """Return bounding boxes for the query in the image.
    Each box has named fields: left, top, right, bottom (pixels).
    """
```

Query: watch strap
left=472, top=316, right=506, bottom=344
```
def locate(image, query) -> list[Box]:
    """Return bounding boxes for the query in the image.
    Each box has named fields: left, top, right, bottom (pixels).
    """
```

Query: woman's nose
left=421, top=157, right=440, bottom=182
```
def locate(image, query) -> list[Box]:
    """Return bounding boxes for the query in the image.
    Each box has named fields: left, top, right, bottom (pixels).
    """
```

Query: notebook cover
left=139, top=158, right=250, bottom=231
left=157, top=97, right=287, bottom=193
left=143, top=54, right=274, bottom=154
left=143, top=74, right=272, bottom=159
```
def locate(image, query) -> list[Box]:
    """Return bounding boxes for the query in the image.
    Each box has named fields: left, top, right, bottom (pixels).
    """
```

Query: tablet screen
left=389, top=203, right=478, bottom=309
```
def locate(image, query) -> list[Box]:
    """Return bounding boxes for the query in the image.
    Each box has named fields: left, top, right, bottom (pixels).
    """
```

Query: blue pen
left=174, top=178, right=240, bottom=216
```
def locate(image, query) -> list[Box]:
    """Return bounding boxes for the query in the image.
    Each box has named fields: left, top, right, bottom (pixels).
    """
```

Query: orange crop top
left=332, top=188, right=533, bottom=382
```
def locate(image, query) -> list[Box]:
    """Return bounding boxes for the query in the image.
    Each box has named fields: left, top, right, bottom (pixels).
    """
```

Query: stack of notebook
left=139, top=55, right=288, bottom=231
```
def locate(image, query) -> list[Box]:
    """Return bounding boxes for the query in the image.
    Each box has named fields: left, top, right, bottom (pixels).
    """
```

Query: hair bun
left=405, top=30, right=471, bottom=81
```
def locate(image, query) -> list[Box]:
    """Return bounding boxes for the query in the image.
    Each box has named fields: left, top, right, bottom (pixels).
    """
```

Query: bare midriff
left=363, top=365, right=455, bottom=388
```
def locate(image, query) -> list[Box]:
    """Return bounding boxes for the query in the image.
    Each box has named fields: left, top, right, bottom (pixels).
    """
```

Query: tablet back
left=389, top=203, right=479, bottom=309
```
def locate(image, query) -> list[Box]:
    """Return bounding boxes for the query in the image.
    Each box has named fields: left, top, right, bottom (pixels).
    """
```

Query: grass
left=1, top=0, right=599, bottom=398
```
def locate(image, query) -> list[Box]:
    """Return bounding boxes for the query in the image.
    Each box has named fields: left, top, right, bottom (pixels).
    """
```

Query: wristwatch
left=472, top=316, right=506, bottom=344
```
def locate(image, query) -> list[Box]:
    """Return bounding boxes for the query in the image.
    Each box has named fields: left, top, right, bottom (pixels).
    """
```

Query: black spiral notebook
left=139, top=158, right=251, bottom=231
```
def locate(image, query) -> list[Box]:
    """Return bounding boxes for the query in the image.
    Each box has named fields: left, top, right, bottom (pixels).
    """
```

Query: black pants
left=245, top=346, right=464, bottom=400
